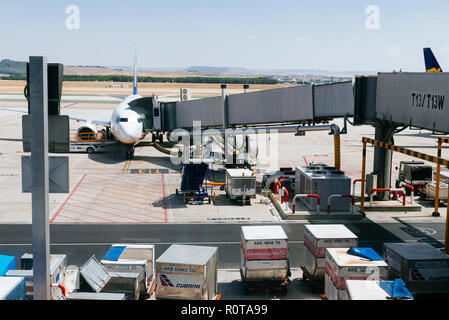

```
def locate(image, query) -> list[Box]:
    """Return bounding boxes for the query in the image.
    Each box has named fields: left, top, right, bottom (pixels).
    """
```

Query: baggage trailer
left=240, top=226, right=291, bottom=295
left=301, top=224, right=358, bottom=293
left=225, top=169, right=256, bottom=205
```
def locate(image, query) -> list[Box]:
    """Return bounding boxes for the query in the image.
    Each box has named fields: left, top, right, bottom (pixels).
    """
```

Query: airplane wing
left=0, top=107, right=111, bottom=127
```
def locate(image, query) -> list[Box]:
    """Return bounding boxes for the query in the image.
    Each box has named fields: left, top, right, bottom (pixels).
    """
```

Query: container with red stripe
left=240, top=226, right=289, bottom=281
left=303, top=224, right=358, bottom=279
left=324, top=248, right=388, bottom=300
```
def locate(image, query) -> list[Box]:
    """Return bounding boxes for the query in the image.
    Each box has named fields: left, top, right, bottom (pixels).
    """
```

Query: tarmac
left=0, top=95, right=448, bottom=300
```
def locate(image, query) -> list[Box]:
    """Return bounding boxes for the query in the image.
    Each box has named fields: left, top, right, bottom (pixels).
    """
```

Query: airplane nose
left=120, top=124, right=140, bottom=143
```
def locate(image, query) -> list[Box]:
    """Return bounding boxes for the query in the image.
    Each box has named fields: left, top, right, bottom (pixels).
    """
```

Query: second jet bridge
left=154, top=81, right=354, bottom=132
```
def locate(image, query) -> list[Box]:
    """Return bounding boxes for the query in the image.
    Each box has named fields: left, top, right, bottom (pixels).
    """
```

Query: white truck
left=69, top=141, right=115, bottom=154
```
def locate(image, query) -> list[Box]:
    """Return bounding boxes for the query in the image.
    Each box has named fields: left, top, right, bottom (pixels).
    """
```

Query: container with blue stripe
left=0, top=277, right=26, bottom=300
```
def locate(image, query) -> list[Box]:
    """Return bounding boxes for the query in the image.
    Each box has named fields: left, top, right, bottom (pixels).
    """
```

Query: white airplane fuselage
left=110, top=95, right=146, bottom=145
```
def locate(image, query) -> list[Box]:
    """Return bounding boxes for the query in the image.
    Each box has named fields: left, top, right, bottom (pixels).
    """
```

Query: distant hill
left=0, top=59, right=26, bottom=76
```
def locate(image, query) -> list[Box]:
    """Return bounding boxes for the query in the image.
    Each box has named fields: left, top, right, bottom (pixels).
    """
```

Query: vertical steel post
left=433, top=139, right=442, bottom=217
left=446, top=169, right=449, bottom=254
left=334, top=133, right=341, bottom=171
left=30, top=56, right=50, bottom=300
left=360, top=141, right=367, bottom=217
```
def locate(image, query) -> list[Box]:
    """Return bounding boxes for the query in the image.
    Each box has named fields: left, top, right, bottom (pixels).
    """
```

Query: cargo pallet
left=240, top=269, right=290, bottom=296
left=300, top=265, right=324, bottom=294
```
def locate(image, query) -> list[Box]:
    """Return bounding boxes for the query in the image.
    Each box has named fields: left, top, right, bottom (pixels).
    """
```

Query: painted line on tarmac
left=0, top=239, right=445, bottom=246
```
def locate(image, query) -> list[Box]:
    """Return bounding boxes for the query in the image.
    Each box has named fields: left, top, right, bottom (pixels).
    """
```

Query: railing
left=292, top=194, right=320, bottom=213
left=370, top=188, right=406, bottom=207
left=352, top=179, right=366, bottom=197
left=327, top=194, right=355, bottom=214
left=399, top=182, right=415, bottom=204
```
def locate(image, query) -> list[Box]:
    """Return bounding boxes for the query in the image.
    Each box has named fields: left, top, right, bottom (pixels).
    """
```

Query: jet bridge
left=155, top=81, right=354, bottom=131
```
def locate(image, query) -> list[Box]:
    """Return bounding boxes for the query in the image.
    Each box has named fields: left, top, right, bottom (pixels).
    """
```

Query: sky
left=1, top=0, right=449, bottom=72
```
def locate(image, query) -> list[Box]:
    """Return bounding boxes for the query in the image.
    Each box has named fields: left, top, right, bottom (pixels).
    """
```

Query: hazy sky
left=1, top=0, right=449, bottom=72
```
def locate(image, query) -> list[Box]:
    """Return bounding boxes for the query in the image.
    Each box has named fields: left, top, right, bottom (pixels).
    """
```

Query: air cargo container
left=303, top=224, right=358, bottom=279
left=0, top=277, right=26, bottom=300
left=156, top=244, right=218, bottom=300
left=383, top=242, right=449, bottom=295
left=67, top=292, right=126, bottom=300
left=225, top=169, right=256, bottom=205
left=324, top=248, right=388, bottom=300
left=345, top=280, right=413, bottom=300
left=101, top=244, right=155, bottom=296
left=0, top=255, right=15, bottom=276
left=15, top=254, right=67, bottom=300
left=240, top=226, right=289, bottom=281
left=5, top=270, right=33, bottom=299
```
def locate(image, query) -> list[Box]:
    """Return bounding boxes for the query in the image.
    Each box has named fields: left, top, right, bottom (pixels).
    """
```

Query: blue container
left=0, top=277, right=26, bottom=300
left=0, top=255, right=15, bottom=276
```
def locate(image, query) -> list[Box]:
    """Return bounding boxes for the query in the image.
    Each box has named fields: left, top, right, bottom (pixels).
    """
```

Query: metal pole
left=433, top=139, right=442, bottom=217
left=360, top=141, right=367, bottom=217
left=30, top=56, right=50, bottom=300
left=446, top=166, right=449, bottom=254
left=334, top=133, right=341, bottom=171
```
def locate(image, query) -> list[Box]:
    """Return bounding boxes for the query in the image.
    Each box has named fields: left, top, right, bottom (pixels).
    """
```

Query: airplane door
left=153, top=102, right=161, bottom=130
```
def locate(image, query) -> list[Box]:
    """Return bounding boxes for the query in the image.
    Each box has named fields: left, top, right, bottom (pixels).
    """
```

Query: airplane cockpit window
left=119, top=118, right=128, bottom=122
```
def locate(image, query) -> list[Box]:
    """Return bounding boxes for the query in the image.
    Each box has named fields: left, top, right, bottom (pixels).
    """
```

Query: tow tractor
left=262, top=167, right=295, bottom=192
left=395, top=161, right=432, bottom=196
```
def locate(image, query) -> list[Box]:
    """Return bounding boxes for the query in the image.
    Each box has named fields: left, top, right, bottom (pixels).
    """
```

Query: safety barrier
left=327, top=194, right=355, bottom=213
left=352, top=179, right=366, bottom=197
left=370, top=188, right=406, bottom=207
left=274, top=176, right=291, bottom=195
left=50, top=283, right=66, bottom=298
left=292, top=194, right=320, bottom=213
left=399, top=182, right=414, bottom=204
left=280, top=187, right=289, bottom=204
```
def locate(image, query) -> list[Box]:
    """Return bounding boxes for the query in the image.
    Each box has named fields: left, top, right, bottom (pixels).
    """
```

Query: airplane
left=424, top=47, right=443, bottom=72
left=1, top=51, right=166, bottom=158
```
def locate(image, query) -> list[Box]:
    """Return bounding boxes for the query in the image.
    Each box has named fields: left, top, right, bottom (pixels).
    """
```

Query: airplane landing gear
left=126, top=146, right=135, bottom=159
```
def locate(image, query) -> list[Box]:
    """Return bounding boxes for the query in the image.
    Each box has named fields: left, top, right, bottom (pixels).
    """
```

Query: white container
left=225, top=169, right=256, bottom=200
left=303, top=224, right=358, bottom=278
left=345, top=280, right=412, bottom=300
left=101, top=244, right=155, bottom=295
left=5, top=270, right=33, bottom=299
left=383, top=242, right=449, bottom=295
left=15, top=254, right=67, bottom=300
left=0, top=277, right=26, bottom=300
left=240, top=226, right=289, bottom=281
left=156, top=244, right=218, bottom=300
left=325, top=248, right=388, bottom=300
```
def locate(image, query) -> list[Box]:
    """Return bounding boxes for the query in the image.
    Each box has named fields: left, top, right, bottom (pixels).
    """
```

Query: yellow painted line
left=123, top=160, right=131, bottom=174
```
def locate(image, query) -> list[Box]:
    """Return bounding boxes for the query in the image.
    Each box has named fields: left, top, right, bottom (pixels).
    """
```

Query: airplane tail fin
left=424, top=47, right=442, bottom=72
left=133, top=49, right=138, bottom=95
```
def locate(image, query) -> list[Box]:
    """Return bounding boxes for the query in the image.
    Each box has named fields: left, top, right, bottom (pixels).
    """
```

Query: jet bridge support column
left=372, top=121, right=397, bottom=200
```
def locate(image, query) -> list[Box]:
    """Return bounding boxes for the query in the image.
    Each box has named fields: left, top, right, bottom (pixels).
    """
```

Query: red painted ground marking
left=72, top=190, right=164, bottom=209
left=77, top=183, right=161, bottom=202
left=161, top=173, right=168, bottom=223
left=74, top=187, right=161, bottom=205
left=302, top=156, right=308, bottom=166
left=70, top=195, right=166, bottom=220
left=66, top=202, right=151, bottom=223
left=50, top=173, right=87, bottom=223
left=56, top=214, right=89, bottom=223
left=84, top=175, right=161, bottom=189
left=60, top=207, right=117, bottom=223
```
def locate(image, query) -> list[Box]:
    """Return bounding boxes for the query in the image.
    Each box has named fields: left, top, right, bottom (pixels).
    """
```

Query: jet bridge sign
left=376, top=72, right=449, bottom=133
